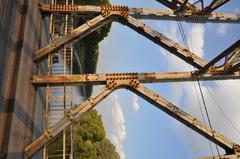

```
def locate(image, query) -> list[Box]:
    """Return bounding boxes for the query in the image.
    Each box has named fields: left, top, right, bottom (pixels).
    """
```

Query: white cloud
left=187, top=24, right=205, bottom=57
left=96, top=93, right=126, bottom=159
left=131, top=94, right=140, bottom=112
left=160, top=22, right=240, bottom=157
left=217, top=24, right=229, bottom=36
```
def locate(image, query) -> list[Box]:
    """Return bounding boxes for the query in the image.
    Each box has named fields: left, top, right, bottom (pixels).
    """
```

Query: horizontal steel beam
left=40, top=4, right=240, bottom=23
left=31, top=71, right=240, bottom=86
left=130, top=8, right=240, bottom=23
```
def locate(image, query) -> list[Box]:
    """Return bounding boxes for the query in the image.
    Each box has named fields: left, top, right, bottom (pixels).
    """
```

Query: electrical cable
left=176, top=17, right=221, bottom=157
left=197, top=79, right=221, bottom=157
left=203, top=81, right=240, bottom=136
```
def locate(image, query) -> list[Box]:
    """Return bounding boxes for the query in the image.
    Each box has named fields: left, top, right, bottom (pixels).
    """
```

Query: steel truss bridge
left=24, top=0, right=240, bottom=158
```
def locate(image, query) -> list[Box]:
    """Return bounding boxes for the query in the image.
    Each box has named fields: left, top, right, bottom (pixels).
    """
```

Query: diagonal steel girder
left=25, top=81, right=239, bottom=158
left=155, top=0, right=196, bottom=11
left=130, top=84, right=237, bottom=154
left=33, top=14, right=110, bottom=61
left=204, top=0, right=230, bottom=13
left=24, top=86, right=114, bottom=158
left=197, top=39, right=240, bottom=75
left=31, top=71, right=240, bottom=86
left=121, top=15, right=207, bottom=69
left=40, top=4, right=240, bottom=23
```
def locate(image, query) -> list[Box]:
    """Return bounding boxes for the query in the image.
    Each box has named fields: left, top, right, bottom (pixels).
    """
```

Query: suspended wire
left=196, top=79, right=221, bottom=157
left=203, top=81, right=240, bottom=136
left=176, top=17, right=221, bottom=157
left=193, top=75, right=215, bottom=156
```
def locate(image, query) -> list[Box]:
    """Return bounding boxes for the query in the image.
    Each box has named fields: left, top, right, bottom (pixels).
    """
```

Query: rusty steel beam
left=155, top=0, right=196, bottom=11
left=40, top=4, right=102, bottom=14
left=122, top=15, right=207, bottom=69
left=33, top=14, right=110, bottom=61
left=31, top=71, right=240, bottom=86
left=24, top=86, right=114, bottom=158
left=197, top=39, right=240, bottom=74
left=35, top=5, right=239, bottom=64
left=204, top=0, right=230, bottom=13
left=40, top=4, right=240, bottom=23
left=129, top=84, right=238, bottom=154
left=225, top=62, right=240, bottom=74
left=34, top=5, right=130, bottom=62
left=25, top=81, right=240, bottom=158
left=130, top=8, right=240, bottom=23
left=198, top=154, right=239, bottom=159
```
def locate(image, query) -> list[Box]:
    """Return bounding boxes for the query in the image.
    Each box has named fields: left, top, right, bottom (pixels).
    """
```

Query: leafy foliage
left=73, top=0, right=112, bottom=97
left=47, top=110, right=120, bottom=159
left=74, top=0, right=112, bottom=74
left=73, top=109, right=120, bottom=159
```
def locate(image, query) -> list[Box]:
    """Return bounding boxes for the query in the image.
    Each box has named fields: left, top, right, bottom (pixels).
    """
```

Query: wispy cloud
left=217, top=24, right=229, bottom=36
left=96, top=93, right=126, bottom=159
left=160, top=22, right=240, bottom=157
left=131, top=94, right=140, bottom=113
left=187, top=24, right=205, bottom=57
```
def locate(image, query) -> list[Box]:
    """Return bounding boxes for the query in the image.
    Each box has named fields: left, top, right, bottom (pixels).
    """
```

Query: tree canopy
left=47, top=109, right=120, bottom=159
left=73, top=0, right=112, bottom=97
left=74, top=0, right=111, bottom=74
left=73, top=109, right=120, bottom=159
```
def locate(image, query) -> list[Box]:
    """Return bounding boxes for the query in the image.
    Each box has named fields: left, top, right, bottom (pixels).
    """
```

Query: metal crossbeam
left=25, top=80, right=240, bottom=158
left=225, top=62, right=240, bottom=74
left=155, top=0, right=196, bottom=11
left=204, top=0, right=230, bottom=13
left=197, top=39, right=240, bottom=74
left=130, top=8, right=240, bottom=23
left=31, top=71, right=240, bottom=86
left=40, top=4, right=240, bottom=23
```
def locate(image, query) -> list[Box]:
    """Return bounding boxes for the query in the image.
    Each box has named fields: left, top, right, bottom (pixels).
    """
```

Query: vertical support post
left=63, top=130, right=66, bottom=159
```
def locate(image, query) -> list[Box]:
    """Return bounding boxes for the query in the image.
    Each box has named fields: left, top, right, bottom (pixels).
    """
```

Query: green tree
left=73, top=0, right=112, bottom=97
left=74, top=0, right=111, bottom=74
left=95, top=139, right=120, bottom=159
left=73, top=109, right=120, bottom=159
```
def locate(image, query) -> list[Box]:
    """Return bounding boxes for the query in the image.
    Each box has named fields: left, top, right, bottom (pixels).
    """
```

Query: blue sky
left=93, top=1, right=240, bottom=159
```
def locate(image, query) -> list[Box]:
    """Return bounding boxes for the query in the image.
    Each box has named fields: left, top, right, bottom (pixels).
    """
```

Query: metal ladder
left=44, top=0, right=74, bottom=158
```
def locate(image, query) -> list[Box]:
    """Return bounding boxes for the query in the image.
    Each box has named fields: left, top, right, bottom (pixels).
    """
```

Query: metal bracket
left=101, top=5, right=129, bottom=18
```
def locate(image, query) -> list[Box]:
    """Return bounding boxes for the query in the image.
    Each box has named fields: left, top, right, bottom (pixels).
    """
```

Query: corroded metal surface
left=24, top=87, right=113, bottom=158
left=40, top=4, right=240, bottom=23
left=23, top=1, right=240, bottom=159
left=25, top=79, right=240, bottom=158
left=31, top=71, right=240, bottom=86
left=33, top=14, right=110, bottom=61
